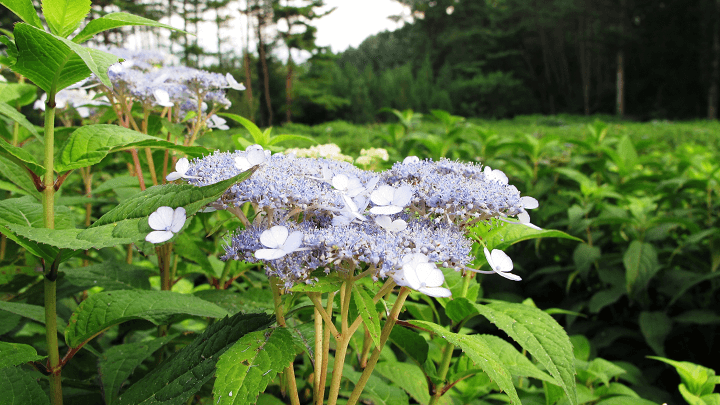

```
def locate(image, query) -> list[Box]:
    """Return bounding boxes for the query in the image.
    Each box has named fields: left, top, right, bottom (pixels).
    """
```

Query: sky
left=313, top=0, right=409, bottom=53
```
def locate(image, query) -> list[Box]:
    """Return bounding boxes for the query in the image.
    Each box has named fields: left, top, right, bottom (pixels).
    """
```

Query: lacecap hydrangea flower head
left=174, top=146, right=533, bottom=293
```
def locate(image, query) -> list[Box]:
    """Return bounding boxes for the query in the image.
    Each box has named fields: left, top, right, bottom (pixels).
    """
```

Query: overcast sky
left=313, top=0, right=409, bottom=53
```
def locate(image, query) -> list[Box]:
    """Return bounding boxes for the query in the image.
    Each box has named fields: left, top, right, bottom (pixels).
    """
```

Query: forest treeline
left=2, top=0, right=720, bottom=126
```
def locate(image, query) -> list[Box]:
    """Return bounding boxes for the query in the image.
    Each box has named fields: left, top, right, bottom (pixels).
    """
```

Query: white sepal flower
left=374, top=215, right=407, bottom=232
left=153, top=88, right=174, bottom=107
left=146, top=206, right=186, bottom=244
left=403, top=156, right=420, bottom=164
left=393, top=253, right=451, bottom=297
left=255, top=226, right=304, bottom=260
left=483, top=166, right=508, bottom=184
left=235, top=148, right=266, bottom=171
left=518, top=196, right=541, bottom=230
left=166, top=158, right=198, bottom=181
left=369, top=185, right=413, bottom=215
left=225, top=73, right=246, bottom=91
left=207, top=114, right=229, bottom=130
left=483, top=247, right=521, bottom=281
left=332, top=194, right=367, bottom=226
left=332, top=174, right=365, bottom=197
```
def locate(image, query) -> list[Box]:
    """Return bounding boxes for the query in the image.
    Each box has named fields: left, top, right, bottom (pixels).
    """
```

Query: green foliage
left=213, top=327, right=296, bottom=405
left=0, top=341, right=45, bottom=368
left=650, top=357, right=720, bottom=405
left=0, top=367, right=49, bottom=405
left=117, top=312, right=274, bottom=405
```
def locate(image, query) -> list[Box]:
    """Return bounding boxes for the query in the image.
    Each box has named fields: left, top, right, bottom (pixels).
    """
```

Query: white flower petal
left=374, top=215, right=392, bottom=229
left=417, top=263, right=445, bottom=288
left=145, top=230, right=174, bottom=244
left=490, top=249, right=513, bottom=273
left=235, top=156, right=251, bottom=171
left=392, top=185, right=413, bottom=207
left=148, top=206, right=175, bottom=230
left=370, top=205, right=403, bottom=215
left=255, top=248, right=287, bottom=260
left=332, top=174, right=349, bottom=191
left=247, top=149, right=266, bottom=165
left=175, top=158, right=189, bottom=174
left=418, top=286, right=452, bottom=297
left=170, top=207, right=186, bottom=233
left=403, top=156, right=420, bottom=164
left=370, top=185, right=395, bottom=206
left=521, top=196, right=539, bottom=210
left=282, top=231, right=304, bottom=253
left=518, top=211, right=531, bottom=224
left=260, top=226, right=289, bottom=249
left=166, top=172, right=182, bottom=181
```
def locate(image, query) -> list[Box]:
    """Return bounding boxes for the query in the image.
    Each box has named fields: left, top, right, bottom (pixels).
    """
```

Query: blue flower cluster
left=179, top=147, right=535, bottom=289
left=97, top=48, right=241, bottom=119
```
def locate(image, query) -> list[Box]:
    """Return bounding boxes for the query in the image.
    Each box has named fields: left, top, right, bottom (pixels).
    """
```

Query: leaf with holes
left=213, top=327, right=296, bottom=405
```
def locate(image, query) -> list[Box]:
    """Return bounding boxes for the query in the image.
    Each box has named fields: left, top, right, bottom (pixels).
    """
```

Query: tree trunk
left=578, top=11, right=591, bottom=115
left=243, top=50, right=255, bottom=121
left=708, top=0, right=720, bottom=119
left=285, top=50, right=293, bottom=123
left=616, top=0, right=626, bottom=117
left=257, top=14, right=273, bottom=126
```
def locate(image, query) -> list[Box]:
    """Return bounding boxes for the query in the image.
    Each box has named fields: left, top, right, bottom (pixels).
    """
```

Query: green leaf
left=218, top=113, right=265, bottom=144
left=0, top=82, right=37, bottom=106
left=99, top=335, right=178, bottom=405
left=73, top=12, right=186, bottom=43
left=374, top=362, right=432, bottom=405
left=0, top=300, right=66, bottom=333
left=195, top=289, right=275, bottom=315
left=409, top=320, right=521, bottom=405
left=353, top=284, right=381, bottom=347
left=470, top=220, right=581, bottom=253
left=445, top=297, right=476, bottom=323
left=649, top=356, right=718, bottom=397
left=639, top=312, right=672, bottom=356
left=573, top=243, right=601, bottom=276
left=56, top=124, right=207, bottom=172
left=290, top=273, right=342, bottom=293
left=475, top=334, right=555, bottom=383
left=470, top=302, right=577, bottom=404
left=213, top=327, right=296, bottom=405
left=0, top=367, right=49, bottom=405
left=0, top=156, right=41, bottom=199
left=3, top=223, right=135, bottom=259
left=569, top=335, right=591, bottom=361
left=595, top=397, right=659, bottom=405
left=0, top=341, right=45, bottom=369
left=117, top=312, right=273, bottom=405
left=43, top=0, right=91, bottom=37
left=0, top=0, right=43, bottom=28
left=64, top=290, right=229, bottom=348
left=624, top=241, right=659, bottom=296
left=0, top=196, right=74, bottom=229
left=61, top=262, right=151, bottom=291
left=173, top=232, right=213, bottom=274
left=342, top=362, right=410, bottom=405
left=0, top=102, right=40, bottom=140
left=389, top=325, right=428, bottom=365
left=11, top=23, right=120, bottom=92
left=266, top=133, right=317, bottom=147
left=92, top=169, right=255, bottom=227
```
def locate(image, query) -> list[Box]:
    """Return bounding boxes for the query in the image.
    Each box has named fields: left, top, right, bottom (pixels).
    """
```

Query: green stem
left=43, top=96, right=62, bottom=405
left=317, top=291, right=335, bottom=405
left=157, top=243, right=173, bottom=337
left=345, top=287, right=410, bottom=405
left=313, top=305, right=323, bottom=401
left=326, top=280, right=356, bottom=405
left=269, top=278, right=301, bottom=405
